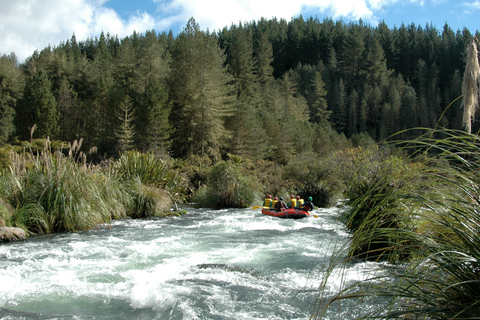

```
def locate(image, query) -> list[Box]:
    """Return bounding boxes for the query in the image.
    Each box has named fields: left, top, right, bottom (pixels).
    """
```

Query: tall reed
left=314, top=128, right=480, bottom=319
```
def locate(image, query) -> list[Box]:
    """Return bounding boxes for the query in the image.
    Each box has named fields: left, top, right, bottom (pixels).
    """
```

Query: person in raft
left=271, top=197, right=279, bottom=208
left=302, top=197, right=314, bottom=211
left=296, top=196, right=304, bottom=208
left=274, top=197, right=288, bottom=212
left=288, top=195, right=297, bottom=209
left=263, top=195, right=273, bottom=208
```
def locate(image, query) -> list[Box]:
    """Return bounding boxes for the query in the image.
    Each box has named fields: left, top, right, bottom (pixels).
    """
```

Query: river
left=0, top=207, right=386, bottom=319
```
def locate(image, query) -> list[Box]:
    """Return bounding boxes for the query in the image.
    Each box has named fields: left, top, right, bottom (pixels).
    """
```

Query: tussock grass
left=110, top=151, right=188, bottom=216
left=191, top=160, right=261, bottom=209
left=3, top=147, right=125, bottom=233
left=0, top=142, right=189, bottom=234
left=314, top=128, right=480, bottom=319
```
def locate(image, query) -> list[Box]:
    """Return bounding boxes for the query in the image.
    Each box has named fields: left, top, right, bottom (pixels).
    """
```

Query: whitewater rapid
left=0, top=207, right=385, bottom=319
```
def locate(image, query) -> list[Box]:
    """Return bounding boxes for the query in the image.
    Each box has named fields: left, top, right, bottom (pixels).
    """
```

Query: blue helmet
left=280, top=197, right=283, bottom=200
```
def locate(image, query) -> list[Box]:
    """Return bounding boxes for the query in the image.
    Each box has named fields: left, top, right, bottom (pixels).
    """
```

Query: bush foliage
left=314, top=129, right=480, bottom=319
left=192, top=160, right=262, bottom=209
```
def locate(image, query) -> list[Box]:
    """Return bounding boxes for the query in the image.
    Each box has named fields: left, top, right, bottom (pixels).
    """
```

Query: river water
left=0, top=207, right=385, bottom=320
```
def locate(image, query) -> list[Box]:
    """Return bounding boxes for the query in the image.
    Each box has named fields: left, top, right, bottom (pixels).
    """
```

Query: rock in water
left=0, top=226, right=27, bottom=242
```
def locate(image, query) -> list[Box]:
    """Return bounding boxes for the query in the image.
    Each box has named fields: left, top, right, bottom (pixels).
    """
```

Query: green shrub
left=126, top=178, right=172, bottom=218
left=315, top=128, right=480, bottom=319
left=3, top=151, right=120, bottom=233
left=283, top=152, right=343, bottom=207
left=247, top=159, right=285, bottom=196
left=110, top=151, right=187, bottom=217
left=0, top=197, right=14, bottom=226
left=331, top=145, right=422, bottom=261
left=192, top=160, right=261, bottom=209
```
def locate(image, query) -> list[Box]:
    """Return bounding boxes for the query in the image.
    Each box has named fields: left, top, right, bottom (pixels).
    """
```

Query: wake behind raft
left=261, top=207, right=310, bottom=219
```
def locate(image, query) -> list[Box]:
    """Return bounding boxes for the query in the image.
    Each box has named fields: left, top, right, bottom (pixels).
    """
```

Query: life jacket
left=289, top=199, right=297, bottom=208
left=264, top=198, right=272, bottom=207
left=271, top=199, right=278, bottom=208
left=298, top=199, right=304, bottom=206
left=302, top=201, right=313, bottom=211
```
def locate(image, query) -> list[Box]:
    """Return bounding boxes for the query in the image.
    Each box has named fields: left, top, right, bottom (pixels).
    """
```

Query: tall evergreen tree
left=331, top=78, right=347, bottom=132
left=340, top=24, right=366, bottom=90
left=92, top=72, right=117, bottom=153
left=139, top=30, right=170, bottom=91
left=0, top=53, right=23, bottom=143
left=169, top=18, right=234, bottom=160
left=359, top=98, right=368, bottom=132
left=309, top=71, right=330, bottom=123
left=138, top=79, right=173, bottom=153
left=254, top=30, right=274, bottom=85
left=225, top=25, right=257, bottom=97
left=226, top=100, right=268, bottom=160
left=57, top=77, right=79, bottom=142
left=16, top=71, right=59, bottom=140
left=115, top=95, right=135, bottom=153
left=114, top=38, right=140, bottom=98
left=348, top=89, right=359, bottom=136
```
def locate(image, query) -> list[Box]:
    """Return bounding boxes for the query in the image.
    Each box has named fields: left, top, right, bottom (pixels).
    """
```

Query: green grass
left=313, top=128, right=480, bottom=319
left=110, top=150, right=188, bottom=217
left=191, top=160, right=261, bottom=209
left=2, top=149, right=125, bottom=233
left=0, top=144, right=189, bottom=234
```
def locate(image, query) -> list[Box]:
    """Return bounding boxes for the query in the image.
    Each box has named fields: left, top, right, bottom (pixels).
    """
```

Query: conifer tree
left=341, top=24, right=366, bottom=89
left=387, top=78, right=402, bottom=134
left=16, top=71, right=59, bottom=140
left=115, top=95, right=135, bottom=153
left=359, top=99, right=368, bottom=132
left=309, top=71, right=330, bottom=123
left=227, top=100, right=268, bottom=160
left=364, top=37, right=392, bottom=88
left=0, top=53, right=23, bottom=143
left=348, top=89, right=359, bottom=136
left=225, top=25, right=257, bottom=97
left=379, top=102, right=393, bottom=140
left=57, top=77, right=78, bottom=142
left=115, top=38, right=140, bottom=98
left=399, top=84, right=418, bottom=138
left=254, top=30, right=274, bottom=85
left=138, top=79, right=173, bottom=153
left=332, top=78, right=347, bottom=132
left=169, top=18, right=234, bottom=160
left=139, top=30, right=170, bottom=90
left=92, top=72, right=117, bottom=152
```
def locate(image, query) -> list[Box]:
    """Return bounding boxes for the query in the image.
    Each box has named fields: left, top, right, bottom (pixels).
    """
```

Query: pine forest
left=1, top=17, right=478, bottom=162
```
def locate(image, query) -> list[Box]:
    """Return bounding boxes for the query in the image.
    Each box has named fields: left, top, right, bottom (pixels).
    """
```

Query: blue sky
left=1, top=0, right=479, bottom=63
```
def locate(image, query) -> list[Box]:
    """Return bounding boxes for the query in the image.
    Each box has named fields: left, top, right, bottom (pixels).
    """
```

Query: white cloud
left=161, top=0, right=378, bottom=31
left=0, top=0, right=155, bottom=62
left=155, top=0, right=430, bottom=32
left=462, top=0, right=480, bottom=8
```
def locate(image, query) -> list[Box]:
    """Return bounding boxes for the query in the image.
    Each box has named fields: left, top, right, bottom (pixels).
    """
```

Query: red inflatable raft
left=261, top=207, right=310, bottom=219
